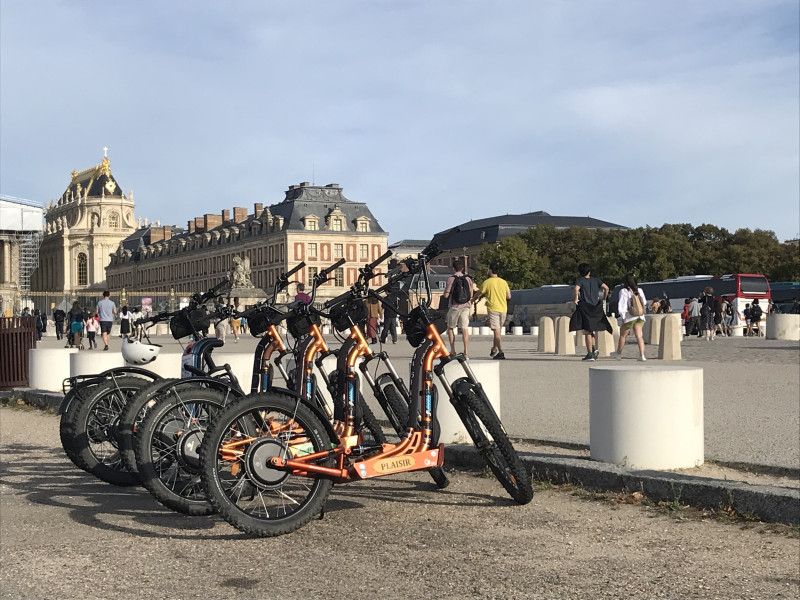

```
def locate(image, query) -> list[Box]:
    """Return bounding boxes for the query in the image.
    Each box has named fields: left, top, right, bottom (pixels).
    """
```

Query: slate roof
left=60, top=157, right=124, bottom=202
left=267, top=184, right=386, bottom=233
left=430, top=211, right=627, bottom=250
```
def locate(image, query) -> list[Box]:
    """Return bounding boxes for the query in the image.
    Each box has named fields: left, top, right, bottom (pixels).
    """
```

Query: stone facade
left=30, top=152, right=137, bottom=293
left=105, top=182, right=389, bottom=303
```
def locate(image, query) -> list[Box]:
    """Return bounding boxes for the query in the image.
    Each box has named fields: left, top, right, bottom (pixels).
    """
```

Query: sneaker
left=489, top=348, right=498, bottom=358
left=638, top=354, right=647, bottom=362
left=592, top=350, right=599, bottom=360
left=610, top=352, right=622, bottom=361
left=582, top=352, right=595, bottom=361
left=493, top=352, right=505, bottom=360
left=103, top=345, right=109, bottom=351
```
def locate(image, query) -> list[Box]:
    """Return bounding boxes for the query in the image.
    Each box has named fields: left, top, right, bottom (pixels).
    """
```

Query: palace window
left=334, top=244, right=343, bottom=258
left=359, top=244, right=368, bottom=260
left=308, top=243, right=317, bottom=258
left=308, top=267, right=318, bottom=287
left=334, top=267, right=344, bottom=287
left=331, top=217, right=342, bottom=231
left=77, top=253, right=88, bottom=286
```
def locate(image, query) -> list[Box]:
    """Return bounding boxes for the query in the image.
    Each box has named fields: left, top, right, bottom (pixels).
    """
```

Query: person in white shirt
left=611, top=273, right=648, bottom=361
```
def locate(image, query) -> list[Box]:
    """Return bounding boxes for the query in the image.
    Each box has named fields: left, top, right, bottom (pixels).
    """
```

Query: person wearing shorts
left=612, top=274, right=647, bottom=361
left=96, top=290, right=117, bottom=351
left=476, top=263, right=510, bottom=360
left=443, top=258, right=475, bottom=357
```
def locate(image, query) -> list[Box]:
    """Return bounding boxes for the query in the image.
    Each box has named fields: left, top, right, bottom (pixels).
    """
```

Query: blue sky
left=1, top=0, right=798, bottom=242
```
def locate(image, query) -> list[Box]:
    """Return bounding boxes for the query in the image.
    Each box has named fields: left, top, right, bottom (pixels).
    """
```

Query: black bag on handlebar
left=329, top=297, right=368, bottom=332
left=247, top=307, right=284, bottom=337
left=169, top=306, right=214, bottom=339
left=286, top=312, right=321, bottom=339
left=403, top=306, right=446, bottom=347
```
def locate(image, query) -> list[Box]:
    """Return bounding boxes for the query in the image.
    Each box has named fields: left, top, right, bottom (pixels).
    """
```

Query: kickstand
left=317, top=507, right=325, bottom=520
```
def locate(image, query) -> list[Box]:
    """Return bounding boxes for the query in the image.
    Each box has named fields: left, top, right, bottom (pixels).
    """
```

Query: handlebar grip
left=285, top=261, right=305, bottom=279
left=320, top=258, right=346, bottom=277
left=367, top=249, right=393, bottom=271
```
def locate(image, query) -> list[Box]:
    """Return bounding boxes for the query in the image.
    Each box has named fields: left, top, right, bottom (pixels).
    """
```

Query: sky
left=1, top=0, right=798, bottom=243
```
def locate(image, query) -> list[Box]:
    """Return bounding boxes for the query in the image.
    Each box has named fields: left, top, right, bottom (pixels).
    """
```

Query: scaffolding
left=15, top=230, right=43, bottom=291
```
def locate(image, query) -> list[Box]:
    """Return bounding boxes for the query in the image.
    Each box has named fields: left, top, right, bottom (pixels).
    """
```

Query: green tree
left=474, top=236, right=547, bottom=289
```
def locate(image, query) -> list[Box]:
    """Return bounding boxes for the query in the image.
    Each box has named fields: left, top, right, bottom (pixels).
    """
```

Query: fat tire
left=60, top=383, right=102, bottom=470
left=451, top=379, right=533, bottom=504
left=200, top=392, right=335, bottom=537
left=135, top=386, right=227, bottom=515
left=67, top=376, right=151, bottom=486
left=118, top=378, right=181, bottom=475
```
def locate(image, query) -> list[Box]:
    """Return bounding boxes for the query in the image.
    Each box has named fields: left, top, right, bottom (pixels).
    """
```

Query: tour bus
left=607, top=274, right=771, bottom=327
left=769, top=281, right=800, bottom=314
left=509, top=285, right=575, bottom=328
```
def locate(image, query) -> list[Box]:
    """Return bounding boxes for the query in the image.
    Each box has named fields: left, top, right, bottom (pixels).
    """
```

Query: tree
left=474, top=236, right=547, bottom=289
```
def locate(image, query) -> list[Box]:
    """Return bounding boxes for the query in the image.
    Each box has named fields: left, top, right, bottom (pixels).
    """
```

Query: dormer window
left=325, top=204, right=348, bottom=232
left=355, top=216, right=371, bottom=233
left=332, top=217, right=342, bottom=231
left=304, top=215, right=319, bottom=231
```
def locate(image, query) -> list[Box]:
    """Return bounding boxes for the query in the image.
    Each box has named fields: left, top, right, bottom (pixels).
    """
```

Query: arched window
left=77, top=253, right=88, bottom=286
left=109, top=212, right=119, bottom=228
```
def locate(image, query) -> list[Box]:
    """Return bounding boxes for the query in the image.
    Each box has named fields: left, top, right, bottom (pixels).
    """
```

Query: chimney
left=254, top=202, right=263, bottom=215
left=233, top=207, right=248, bottom=223
left=204, top=213, right=223, bottom=231
left=300, top=182, right=310, bottom=187
left=187, top=220, right=195, bottom=233
left=195, top=217, right=205, bottom=232
left=222, top=209, right=231, bottom=222
left=325, top=183, right=340, bottom=189
left=163, top=225, right=172, bottom=240
left=150, top=227, right=164, bottom=243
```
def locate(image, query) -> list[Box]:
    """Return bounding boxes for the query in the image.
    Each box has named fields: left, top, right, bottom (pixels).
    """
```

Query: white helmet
left=121, top=338, right=161, bottom=365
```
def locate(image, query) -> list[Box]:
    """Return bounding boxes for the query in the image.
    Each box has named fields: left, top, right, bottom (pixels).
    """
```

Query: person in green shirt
left=476, top=263, right=511, bottom=360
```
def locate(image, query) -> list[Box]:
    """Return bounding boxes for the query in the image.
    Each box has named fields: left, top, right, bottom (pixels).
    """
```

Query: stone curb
left=3, top=389, right=798, bottom=525
left=444, top=446, right=800, bottom=526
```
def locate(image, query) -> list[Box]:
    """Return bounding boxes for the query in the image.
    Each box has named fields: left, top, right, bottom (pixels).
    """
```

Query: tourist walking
left=698, top=287, right=716, bottom=340
left=476, top=263, right=511, bottom=360
left=53, top=308, right=66, bottom=340
left=611, top=274, right=647, bottom=361
left=688, top=296, right=701, bottom=337
left=365, top=295, right=382, bottom=344
left=119, top=306, right=133, bottom=338
left=67, top=301, right=85, bottom=349
left=96, top=290, right=117, bottom=351
left=569, top=263, right=611, bottom=362
left=681, top=299, right=691, bottom=337
left=86, top=312, right=99, bottom=349
left=380, top=287, right=400, bottom=345
left=442, top=258, right=475, bottom=357
left=230, top=297, right=244, bottom=342
left=747, top=299, right=764, bottom=337
left=33, top=309, right=44, bottom=341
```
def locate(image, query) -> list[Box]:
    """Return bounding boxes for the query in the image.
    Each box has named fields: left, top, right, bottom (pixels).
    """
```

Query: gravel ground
left=1, top=407, right=798, bottom=600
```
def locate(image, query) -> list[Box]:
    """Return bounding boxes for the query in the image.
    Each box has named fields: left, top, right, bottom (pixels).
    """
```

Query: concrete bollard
left=531, top=326, right=539, bottom=337
left=766, top=314, right=800, bottom=341
left=143, top=353, right=183, bottom=379
left=479, top=326, right=491, bottom=336
left=70, top=351, right=125, bottom=377
left=554, top=316, right=575, bottom=355
left=595, top=329, right=614, bottom=358
left=322, top=324, right=331, bottom=335
left=154, top=323, right=170, bottom=336
left=433, top=359, right=501, bottom=444
left=574, top=331, right=586, bottom=350
left=512, top=326, right=523, bottom=335
left=29, top=348, right=78, bottom=391
left=646, top=315, right=665, bottom=345
left=216, top=353, right=256, bottom=392
left=589, top=365, right=704, bottom=470
left=658, top=315, right=683, bottom=360
left=537, top=317, right=554, bottom=353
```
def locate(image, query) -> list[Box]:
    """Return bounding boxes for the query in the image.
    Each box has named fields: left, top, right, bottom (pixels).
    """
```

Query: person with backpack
left=721, top=296, right=734, bottom=337
left=569, top=263, right=611, bottom=362
left=747, top=299, right=764, bottom=337
left=698, top=286, right=716, bottom=341
left=53, top=308, right=66, bottom=341
left=442, top=258, right=476, bottom=357
left=611, top=273, right=648, bottom=361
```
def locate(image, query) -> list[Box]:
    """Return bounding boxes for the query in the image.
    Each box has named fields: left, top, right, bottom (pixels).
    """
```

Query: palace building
left=105, top=181, right=389, bottom=303
left=30, top=151, right=137, bottom=294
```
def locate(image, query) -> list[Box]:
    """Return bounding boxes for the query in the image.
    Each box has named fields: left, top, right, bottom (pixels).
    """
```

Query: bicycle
left=199, top=243, right=531, bottom=537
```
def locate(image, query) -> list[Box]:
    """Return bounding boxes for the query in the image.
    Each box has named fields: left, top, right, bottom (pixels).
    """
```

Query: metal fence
left=0, top=316, right=35, bottom=389
left=10, top=291, right=177, bottom=320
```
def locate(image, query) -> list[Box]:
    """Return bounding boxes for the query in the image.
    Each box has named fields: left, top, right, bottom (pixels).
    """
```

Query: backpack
left=450, top=275, right=472, bottom=305
left=751, top=304, right=763, bottom=321
left=629, top=290, right=645, bottom=317
left=725, top=303, right=733, bottom=316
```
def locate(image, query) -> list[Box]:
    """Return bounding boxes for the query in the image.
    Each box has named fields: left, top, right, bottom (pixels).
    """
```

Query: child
left=86, top=312, right=100, bottom=349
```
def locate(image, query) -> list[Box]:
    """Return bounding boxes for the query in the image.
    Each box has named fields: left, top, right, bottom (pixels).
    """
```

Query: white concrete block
left=433, top=359, right=500, bottom=445
left=29, top=348, right=78, bottom=391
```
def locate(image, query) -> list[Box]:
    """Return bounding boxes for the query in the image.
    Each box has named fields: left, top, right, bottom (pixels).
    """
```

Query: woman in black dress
left=698, top=286, right=716, bottom=341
